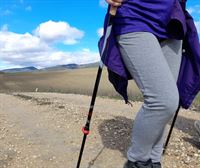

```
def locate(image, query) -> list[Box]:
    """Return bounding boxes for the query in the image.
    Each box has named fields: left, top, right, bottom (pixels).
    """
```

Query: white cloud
left=99, top=0, right=107, bottom=8
left=0, top=24, right=99, bottom=70
left=97, top=27, right=104, bottom=37
left=187, top=7, right=195, bottom=15
left=194, top=21, right=200, bottom=35
left=187, top=6, right=200, bottom=15
left=0, top=31, right=49, bottom=53
left=1, top=24, right=8, bottom=31
left=35, top=20, right=84, bottom=45
left=25, top=6, right=32, bottom=11
left=2, top=9, right=12, bottom=16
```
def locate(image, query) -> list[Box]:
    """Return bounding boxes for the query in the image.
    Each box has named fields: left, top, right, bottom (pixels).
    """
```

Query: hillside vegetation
left=0, top=67, right=199, bottom=109
left=0, top=67, right=141, bottom=101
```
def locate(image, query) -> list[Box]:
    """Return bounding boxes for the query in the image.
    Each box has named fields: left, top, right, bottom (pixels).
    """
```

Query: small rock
left=32, top=155, right=38, bottom=159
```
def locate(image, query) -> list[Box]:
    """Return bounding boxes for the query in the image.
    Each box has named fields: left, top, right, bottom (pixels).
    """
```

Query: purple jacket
left=99, top=0, right=200, bottom=109
left=113, top=0, right=175, bottom=39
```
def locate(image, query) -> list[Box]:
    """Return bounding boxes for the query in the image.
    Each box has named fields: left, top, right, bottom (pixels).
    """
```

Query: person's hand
left=105, top=0, right=123, bottom=7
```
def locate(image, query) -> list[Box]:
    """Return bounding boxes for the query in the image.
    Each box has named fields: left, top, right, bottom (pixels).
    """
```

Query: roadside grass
left=0, top=67, right=199, bottom=110
left=0, top=67, right=141, bottom=100
left=192, top=93, right=200, bottom=111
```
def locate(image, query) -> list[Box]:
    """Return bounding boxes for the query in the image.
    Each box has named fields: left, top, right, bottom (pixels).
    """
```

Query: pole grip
left=109, top=6, right=117, bottom=16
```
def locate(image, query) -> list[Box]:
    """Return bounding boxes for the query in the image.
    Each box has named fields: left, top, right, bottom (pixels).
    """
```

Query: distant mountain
left=42, top=64, right=80, bottom=71
left=2, top=66, right=38, bottom=73
left=41, top=62, right=99, bottom=71
left=1, top=62, right=99, bottom=73
left=79, top=62, right=99, bottom=68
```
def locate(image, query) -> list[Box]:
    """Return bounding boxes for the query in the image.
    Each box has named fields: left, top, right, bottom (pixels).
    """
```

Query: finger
left=106, top=0, right=122, bottom=7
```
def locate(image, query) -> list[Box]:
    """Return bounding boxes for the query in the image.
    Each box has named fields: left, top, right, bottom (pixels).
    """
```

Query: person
left=104, top=0, right=185, bottom=168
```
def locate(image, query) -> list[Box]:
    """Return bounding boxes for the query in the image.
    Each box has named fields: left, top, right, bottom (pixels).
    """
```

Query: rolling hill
left=0, top=62, right=99, bottom=73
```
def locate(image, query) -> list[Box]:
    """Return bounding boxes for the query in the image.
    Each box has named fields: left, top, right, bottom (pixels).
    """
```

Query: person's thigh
left=160, top=39, right=182, bottom=81
left=117, top=32, right=178, bottom=110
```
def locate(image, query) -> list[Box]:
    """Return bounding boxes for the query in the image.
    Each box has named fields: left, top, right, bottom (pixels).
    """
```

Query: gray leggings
left=117, top=32, right=182, bottom=163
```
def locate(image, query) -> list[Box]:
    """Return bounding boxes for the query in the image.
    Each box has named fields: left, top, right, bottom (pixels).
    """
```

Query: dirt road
left=0, top=92, right=199, bottom=168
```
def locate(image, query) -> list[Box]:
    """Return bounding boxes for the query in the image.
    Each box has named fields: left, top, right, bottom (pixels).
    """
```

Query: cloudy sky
left=0, top=0, right=199, bottom=70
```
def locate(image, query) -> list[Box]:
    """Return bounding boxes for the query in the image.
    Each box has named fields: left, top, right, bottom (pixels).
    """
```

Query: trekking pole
left=76, top=6, right=117, bottom=168
left=163, top=104, right=181, bottom=154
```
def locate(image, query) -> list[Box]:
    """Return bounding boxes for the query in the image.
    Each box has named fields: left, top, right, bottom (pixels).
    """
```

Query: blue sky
left=0, top=0, right=199, bottom=70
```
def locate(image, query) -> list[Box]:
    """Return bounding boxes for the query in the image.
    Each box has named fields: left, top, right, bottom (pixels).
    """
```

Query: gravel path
left=0, top=92, right=199, bottom=168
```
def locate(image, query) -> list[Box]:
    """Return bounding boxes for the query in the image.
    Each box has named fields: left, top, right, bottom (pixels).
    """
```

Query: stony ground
left=0, top=92, right=199, bottom=168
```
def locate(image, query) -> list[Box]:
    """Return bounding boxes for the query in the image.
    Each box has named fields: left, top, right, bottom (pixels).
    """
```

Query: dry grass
left=192, top=93, right=200, bottom=111
left=0, top=67, right=142, bottom=101
left=0, top=67, right=199, bottom=109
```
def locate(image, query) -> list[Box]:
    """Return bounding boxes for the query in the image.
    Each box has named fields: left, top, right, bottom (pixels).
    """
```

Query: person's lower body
left=117, top=32, right=182, bottom=168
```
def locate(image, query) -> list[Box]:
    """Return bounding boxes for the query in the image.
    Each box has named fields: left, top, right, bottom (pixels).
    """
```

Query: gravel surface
left=0, top=92, right=199, bottom=168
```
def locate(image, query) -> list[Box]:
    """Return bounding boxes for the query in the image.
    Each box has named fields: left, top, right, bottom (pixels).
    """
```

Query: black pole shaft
left=76, top=67, right=102, bottom=168
left=76, top=134, right=88, bottom=168
left=76, top=6, right=116, bottom=167
left=163, top=104, right=181, bottom=154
